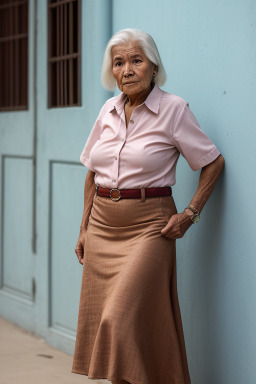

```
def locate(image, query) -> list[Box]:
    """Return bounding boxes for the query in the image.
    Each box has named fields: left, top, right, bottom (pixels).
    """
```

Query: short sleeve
left=172, top=102, right=221, bottom=170
left=80, top=104, right=105, bottom=171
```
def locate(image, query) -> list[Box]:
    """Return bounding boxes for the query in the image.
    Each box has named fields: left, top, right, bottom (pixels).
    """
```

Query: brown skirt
left=71, top=194, right=191, bottom=384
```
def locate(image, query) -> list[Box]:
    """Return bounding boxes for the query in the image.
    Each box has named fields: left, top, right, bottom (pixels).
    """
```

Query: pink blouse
left=80, top=84, right=220, bottom=189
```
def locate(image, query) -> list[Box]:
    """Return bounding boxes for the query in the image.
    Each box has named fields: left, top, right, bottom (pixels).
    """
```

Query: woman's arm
left=161, top=154, right=225, bottom=239
left=75, top=170, right=96, bottom=265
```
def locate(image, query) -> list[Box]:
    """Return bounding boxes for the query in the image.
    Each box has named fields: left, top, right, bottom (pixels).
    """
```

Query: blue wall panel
left=49, top=162, right=84, bottom=333
left=2, top=157, right=34, bottom=300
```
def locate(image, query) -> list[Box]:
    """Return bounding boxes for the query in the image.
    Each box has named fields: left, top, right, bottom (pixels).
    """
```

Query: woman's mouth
left=123, top=81, right=138, bottom=85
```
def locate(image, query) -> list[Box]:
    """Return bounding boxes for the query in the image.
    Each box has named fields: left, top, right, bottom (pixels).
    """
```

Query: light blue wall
left=113, top=1, right=256, bottom=383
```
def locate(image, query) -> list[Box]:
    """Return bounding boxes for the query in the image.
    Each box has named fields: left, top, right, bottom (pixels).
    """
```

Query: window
left=48, top=0, right=81, bottom=108
left=0, top=0, right=28, bottom=112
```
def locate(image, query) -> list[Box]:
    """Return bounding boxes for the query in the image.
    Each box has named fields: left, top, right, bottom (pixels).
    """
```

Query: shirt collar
left=107, top=83, right=162, bottom=114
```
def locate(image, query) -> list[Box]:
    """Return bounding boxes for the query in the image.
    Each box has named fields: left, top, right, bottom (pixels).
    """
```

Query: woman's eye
left=115, top=62, right=122, bottom=67
left=134, top=59, right=142, bottom=63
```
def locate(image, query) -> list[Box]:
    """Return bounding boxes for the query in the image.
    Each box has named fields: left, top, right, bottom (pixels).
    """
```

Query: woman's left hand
left=161, top=211, right=193, bottom=239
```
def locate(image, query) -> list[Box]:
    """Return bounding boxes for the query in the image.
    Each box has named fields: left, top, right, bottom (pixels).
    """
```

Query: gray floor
left=0, top=317, right=109, bottom=384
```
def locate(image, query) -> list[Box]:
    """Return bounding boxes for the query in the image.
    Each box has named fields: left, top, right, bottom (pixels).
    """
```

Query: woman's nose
left=123, top=64, right=134, bottom=77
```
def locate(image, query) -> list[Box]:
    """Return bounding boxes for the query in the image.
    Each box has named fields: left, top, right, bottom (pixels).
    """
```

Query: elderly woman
left=71, top=29, right=224, bottom=384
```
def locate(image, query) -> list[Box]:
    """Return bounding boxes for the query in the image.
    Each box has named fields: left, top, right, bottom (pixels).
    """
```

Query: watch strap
left=184, top=205, right=200, bottom=223
left=186, top=205, right=200, bottom=215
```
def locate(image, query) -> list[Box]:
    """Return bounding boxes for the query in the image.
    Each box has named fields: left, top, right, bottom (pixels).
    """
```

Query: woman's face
left=111, top=41, right=156, bottom=97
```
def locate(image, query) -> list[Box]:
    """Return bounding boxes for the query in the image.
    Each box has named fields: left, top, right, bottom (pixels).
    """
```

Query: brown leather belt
left=96, top=185, right=172, bottom=202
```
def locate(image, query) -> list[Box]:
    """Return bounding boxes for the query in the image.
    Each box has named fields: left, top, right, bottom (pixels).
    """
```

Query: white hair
left=101, top=28, right=167, bottom=91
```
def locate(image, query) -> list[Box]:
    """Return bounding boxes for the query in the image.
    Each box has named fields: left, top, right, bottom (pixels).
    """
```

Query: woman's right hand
left=75, top=230, right=86, bottom=265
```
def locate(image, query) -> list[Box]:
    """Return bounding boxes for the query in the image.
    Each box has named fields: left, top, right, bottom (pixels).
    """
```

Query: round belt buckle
left=110, top=188, right=121, bottom=202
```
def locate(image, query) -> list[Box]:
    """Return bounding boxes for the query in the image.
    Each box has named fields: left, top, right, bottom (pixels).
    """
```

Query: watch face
left=192, top=214, right=200, bottom=223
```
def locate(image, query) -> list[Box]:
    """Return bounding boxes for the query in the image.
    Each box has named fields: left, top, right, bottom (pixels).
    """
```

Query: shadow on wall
left=187, top=169, right=227, bottom=383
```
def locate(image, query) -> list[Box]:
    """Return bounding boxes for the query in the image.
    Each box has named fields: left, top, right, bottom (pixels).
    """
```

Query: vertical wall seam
left=110, top=0, right=113, bottom=37
left=0, top=155, right=5, bottom=288
left=32, top=0, right=38, bottom=254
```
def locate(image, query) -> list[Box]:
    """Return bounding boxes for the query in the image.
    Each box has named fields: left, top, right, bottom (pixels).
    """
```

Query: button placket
left=129, top=109, right=138, bottom=126
left=113, top=142, right=122, bottom=186
left=113, top=153, right=119, bottom=185
left=113, top=119, right=126, bottom=187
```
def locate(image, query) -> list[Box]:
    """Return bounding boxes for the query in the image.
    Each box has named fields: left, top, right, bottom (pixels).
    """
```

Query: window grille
left=48, top=0, right=81, bottom=108
left=0, top=0, right=28, bottom=112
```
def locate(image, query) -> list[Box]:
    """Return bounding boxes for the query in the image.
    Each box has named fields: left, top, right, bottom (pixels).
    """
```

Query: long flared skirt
left=71, top=194, right=191, bottom=384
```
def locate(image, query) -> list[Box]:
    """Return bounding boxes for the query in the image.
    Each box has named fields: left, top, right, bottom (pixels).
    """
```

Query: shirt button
left=121, top=138, right=125, bottom=142
left=130, top=119, right=134, bottom=124
left=114, top=156, right=117, bottom=160
left=112, top=179, right=116, bottom=183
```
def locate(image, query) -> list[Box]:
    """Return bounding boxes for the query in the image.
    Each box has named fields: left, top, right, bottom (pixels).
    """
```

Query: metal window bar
left=48, top=0, right=81, bottom=108
left=0, top=0, right=28, bottom=112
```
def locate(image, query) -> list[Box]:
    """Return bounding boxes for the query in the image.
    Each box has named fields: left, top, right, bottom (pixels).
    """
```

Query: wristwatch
left=184, top=205, right=200, bottom=223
